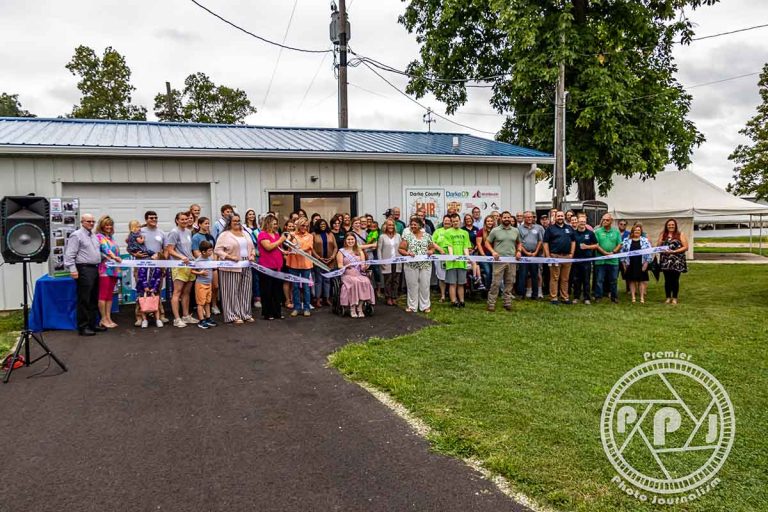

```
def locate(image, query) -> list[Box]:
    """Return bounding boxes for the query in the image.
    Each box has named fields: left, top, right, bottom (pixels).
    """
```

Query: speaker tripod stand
left=3, top=261, right=67, bottom=383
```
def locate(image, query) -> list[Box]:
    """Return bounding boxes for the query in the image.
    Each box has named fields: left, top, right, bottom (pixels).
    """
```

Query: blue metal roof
left=0, top=117, right=552, bottom=160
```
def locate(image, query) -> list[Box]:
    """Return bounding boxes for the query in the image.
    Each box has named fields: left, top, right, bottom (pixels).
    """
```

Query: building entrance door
left=268, top=192, right=357, bottom=224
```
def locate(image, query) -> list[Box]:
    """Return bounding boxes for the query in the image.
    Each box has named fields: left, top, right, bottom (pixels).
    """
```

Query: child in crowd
left=128, top=220, right=163, bottom=328
left=191, top=241, right=217, bottom=329
left=126, top=220, right=155, bottom=259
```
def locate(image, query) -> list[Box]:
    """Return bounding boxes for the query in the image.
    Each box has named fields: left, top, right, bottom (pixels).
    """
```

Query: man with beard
left=486, top=211, right=521, bottom=312
left=543, top=210, right=576, bottom=304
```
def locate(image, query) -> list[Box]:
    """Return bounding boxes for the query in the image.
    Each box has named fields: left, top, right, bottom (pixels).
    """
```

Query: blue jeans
left=289, top=268, right=312, bottom=311
left=313, top=266, right=331, bottom=299
left=479, top=262, right=493, bottom=290
left=516, top=263, right=540, bottom=298
left=594, top=264, right=619, bottom=300
left=251, top=267, right=260, bottom=299
left=571, top=262, right=592, bottom=300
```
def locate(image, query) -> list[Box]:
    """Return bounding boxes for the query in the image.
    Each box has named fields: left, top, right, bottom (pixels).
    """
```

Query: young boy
left=191, top=241, right=217, bottom=329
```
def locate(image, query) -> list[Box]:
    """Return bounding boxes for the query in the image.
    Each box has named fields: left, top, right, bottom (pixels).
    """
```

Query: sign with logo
left=601, top=351, right=735, bottom=505
left=404, top=186, right=501, bottom=224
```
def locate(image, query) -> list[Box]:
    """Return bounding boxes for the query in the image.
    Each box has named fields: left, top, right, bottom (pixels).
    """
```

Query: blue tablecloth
left=29, top=275, right=120, bottom=332
left=29, top=275, right=78, bottom=332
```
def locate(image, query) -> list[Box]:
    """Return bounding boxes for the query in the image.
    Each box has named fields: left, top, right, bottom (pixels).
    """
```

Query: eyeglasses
left=147, top=216, right=158, bottom=220
left=83, top=220, right=95, bottom=223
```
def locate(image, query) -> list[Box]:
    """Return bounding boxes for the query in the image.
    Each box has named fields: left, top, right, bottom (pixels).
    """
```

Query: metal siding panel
left=72, top=158, right=92, bottom=183
left=304, top=161, right=321, bottom=190
left=347, top=162, right=362, bottom=191
left=32, top=158, right=56, bottom=196
left=12, top=158, right=37, bottom=194
left=180, top=160, right=197, bottom=183
left=274, top=161, right=291, bottom=189
left=319, top=161, right=333, bottom=189
left=290, top=161, right=306, bottom=189
left=162, top=160, right=182, bottom=182
left=260, top=160, right=277, bottom=189
left=195, top=160, right=214, bottom=182
left=212, top=161, right=230, bottom=209
left=127, top=160, right=147, bottom=183
left=387, top=163, right=403, bottom=211
left=439, top=164, right=452, bottom=186
left=359, top=163, right=376, bottom=216
left=109, top=159, right=130, bottom=182
left=52, top=157, right=75, bottom=183
left=145, top=160, right=165, bottom=182
left=333, top=161, right=349, bottom=189
left=414, top=163, right=428, bottom=184
left=227, top=161, right=247, bottom=212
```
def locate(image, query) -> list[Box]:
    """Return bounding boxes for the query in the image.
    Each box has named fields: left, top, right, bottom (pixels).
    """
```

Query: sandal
left=233, top=318, right=244, bottom=324
left=423, top=308, right=431, bottom=313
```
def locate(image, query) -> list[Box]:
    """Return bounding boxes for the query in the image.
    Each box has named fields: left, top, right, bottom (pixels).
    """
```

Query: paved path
left=0, top=306, right=529, bottom=512
left=692, top=252, right=768, bottom=264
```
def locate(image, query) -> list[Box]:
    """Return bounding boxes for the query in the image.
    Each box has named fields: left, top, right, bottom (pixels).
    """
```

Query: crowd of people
left=62, top=203, right=689, bottom=336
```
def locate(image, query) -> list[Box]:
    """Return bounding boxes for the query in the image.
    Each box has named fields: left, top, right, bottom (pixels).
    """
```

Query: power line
left=293, top=52, right=331, bottom=121
left=358, top=59, right=498, bottom=135
left=261, top=0, right=300, bottom=109
left=691, top=22, right=768, bottom=41
left=188, top=0, right=332, bottom=54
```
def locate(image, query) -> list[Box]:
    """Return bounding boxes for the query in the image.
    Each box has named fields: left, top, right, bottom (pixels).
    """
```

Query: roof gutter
left=0, top=145, right=556, bottom=165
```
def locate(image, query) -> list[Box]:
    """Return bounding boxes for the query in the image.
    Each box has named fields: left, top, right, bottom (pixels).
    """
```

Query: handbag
left=138, top=292, right=159, bottom=313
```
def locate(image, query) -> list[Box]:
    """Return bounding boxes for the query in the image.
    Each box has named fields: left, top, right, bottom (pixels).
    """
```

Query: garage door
left=62, top=183, right=212, bottom=246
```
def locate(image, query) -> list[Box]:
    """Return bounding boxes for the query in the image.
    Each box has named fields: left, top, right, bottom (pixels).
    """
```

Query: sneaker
left=537, top=288, right=544, bottom=297
left=140, top=319, right=148, bottom=328
left=459, top=302, right=465, bottom=308
left=309, top=304, right=315, bottom=310
left=452, top=302, right=460, bottom=308
left=525, top=289, right=532, bottom=298
left=160, top=316, right=170, bottom=323
left=584, top=300, right=591, bottom=305
left=303, top=310, right=311, bottom=317
left=197, top=321, right=209, bottom=329
left=503, top=304, right=512, bottom=311
left=290, top=310, right=299, bottom=317
left=563, top=300, right=572, bottom=305
left=156, top=319, right=164, bottom=328
left=173, top=318, right=186, bottom=328
left=134, top=319, right=142, bottom=327
left=211, top=306, right=221, bottom=315
left=550, top=300, right=560, bottom=305
left=253, top=301, right=262, bottom=309
left=572, top=299, right=580, bottom=304
left=611, top=297, right=619, bottom=304
left=205, top=318, right=218, bottom=327
left=486, top=305, right=495, bottom=312
left=182, top=315, right=198, bottom=324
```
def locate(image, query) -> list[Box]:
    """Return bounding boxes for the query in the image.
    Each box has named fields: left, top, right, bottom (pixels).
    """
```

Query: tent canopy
left=600, top=171, right=768, bottom=219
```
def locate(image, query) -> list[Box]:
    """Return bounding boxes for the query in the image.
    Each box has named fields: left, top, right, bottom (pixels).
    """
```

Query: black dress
left=626, top=239, right=649, bottom=282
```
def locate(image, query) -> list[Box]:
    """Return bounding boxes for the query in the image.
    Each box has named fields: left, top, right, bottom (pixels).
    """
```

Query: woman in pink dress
left=336, top=232, right=375, bottom=318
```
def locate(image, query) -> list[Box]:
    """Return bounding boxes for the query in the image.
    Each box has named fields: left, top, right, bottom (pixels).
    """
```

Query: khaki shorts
left=172, top=267, right=196, bottom=283
left=195, top=283, right=212, bottom=305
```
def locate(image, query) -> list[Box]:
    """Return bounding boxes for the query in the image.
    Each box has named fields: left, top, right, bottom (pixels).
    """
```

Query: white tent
left=601, top=170, right=768, bottom=218
left=601, top=171, right=768, bottom=258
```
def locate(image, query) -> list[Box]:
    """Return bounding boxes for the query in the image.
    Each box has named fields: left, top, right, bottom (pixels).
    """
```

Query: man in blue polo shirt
left=543, top=210, right=576, bottom=304
left=572, top=215, right=598, bottom=304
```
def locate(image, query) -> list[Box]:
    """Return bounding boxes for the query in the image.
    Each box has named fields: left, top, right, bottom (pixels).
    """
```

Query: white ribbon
left=107, top=259, right=314, bottom=285
left=320, top=246, right=665, bottom=278
left=108, top=246, right=664, bottom=284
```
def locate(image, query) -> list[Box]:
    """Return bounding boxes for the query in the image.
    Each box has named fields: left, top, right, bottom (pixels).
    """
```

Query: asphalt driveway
left=0, top=305, right=529, bottom=512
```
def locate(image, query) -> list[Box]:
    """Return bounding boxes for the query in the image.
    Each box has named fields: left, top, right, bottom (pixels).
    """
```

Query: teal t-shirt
left=594, top=227, right=622, bottom=266
left=444, top=227, right=471, bottom=270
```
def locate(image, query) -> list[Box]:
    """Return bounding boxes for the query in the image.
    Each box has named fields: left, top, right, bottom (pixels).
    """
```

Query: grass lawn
left=694, top=246, right=767, bottom=256
left=0, top=310, right=23, bottom=356
left=330, top=264, right=768, bottom=512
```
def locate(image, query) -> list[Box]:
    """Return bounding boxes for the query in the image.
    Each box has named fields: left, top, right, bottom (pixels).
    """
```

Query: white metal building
left=0, top=117, right=553, bottom=311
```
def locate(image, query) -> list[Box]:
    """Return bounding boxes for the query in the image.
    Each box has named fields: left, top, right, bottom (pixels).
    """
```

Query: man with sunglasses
left=141, top=211, right=169, bottom=323
left=63, top=213, right=105, bottom=336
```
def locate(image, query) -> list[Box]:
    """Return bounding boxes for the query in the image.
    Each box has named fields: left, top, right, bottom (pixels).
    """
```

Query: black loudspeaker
left=1, top=196, right=51, bottom=264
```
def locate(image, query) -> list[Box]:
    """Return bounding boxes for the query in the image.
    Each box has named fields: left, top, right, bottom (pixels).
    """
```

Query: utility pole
left=553, top=60, right=566, bottom=210
left=165, top=82, right=175, bottom=121
left=337, top=0, right=349, bottom=128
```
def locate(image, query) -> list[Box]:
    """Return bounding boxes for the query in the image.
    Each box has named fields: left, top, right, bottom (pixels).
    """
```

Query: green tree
left=728, top=63, right=768, bottom=201
left=399, top=0, right=715, bottom=196
left=65, top=45, right=147, bottom=120
left=154, top=73, right=256, bottom=124
left=0, top=93, right=35, bottom=117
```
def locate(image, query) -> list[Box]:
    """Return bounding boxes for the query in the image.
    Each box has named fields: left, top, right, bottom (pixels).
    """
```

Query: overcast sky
left=1, top=0, right=766, bottom=189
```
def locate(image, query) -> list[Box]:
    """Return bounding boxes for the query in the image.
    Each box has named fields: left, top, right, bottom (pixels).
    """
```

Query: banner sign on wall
left=404, top=186, right=501, bottom=224
left=49, top=197, right=80, bottom=277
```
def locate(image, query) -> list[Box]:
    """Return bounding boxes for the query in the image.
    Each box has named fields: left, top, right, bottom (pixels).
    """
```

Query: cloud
left=153, top=28, right=202, bottom=43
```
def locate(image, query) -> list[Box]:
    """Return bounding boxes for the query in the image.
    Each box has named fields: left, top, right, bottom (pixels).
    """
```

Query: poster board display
left=48, top=197, right=80, bottom=277
left=403, top=186, right=501, bottom=225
